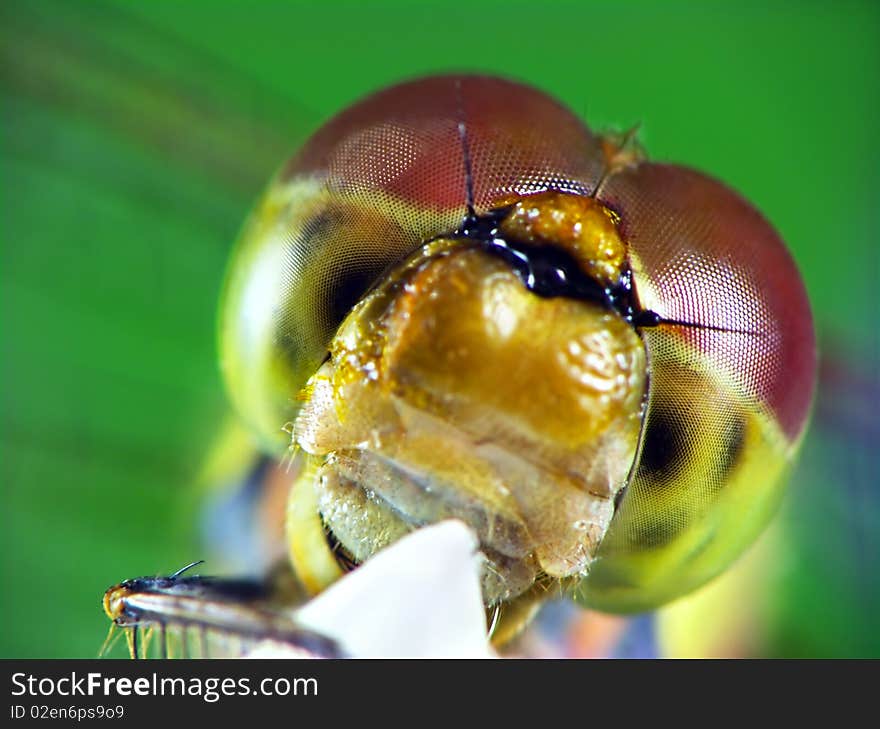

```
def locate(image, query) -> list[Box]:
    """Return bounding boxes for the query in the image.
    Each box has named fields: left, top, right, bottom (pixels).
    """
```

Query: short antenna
left=454, top=79, right=477, bottom=220
left=635, top=309, right=762, bottom=336
left=592, top=122, right=642, bottom=199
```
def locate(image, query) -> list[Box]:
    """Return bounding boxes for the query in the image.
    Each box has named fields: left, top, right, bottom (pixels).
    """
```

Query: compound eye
left=218, top=193, right=413, bottom=451
left=218, top=76, right=605, bottom=451
left=580, top=164, right=815, bottom=613
left=218, top=75, right=815, bottom=619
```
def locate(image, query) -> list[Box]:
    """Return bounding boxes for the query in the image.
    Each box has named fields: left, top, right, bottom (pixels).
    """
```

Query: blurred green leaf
left=1, top=0, right=307, bottom=657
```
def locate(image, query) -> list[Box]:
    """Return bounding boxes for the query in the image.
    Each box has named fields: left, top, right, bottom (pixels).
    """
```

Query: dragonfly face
left=111, top=74, right=816, bottom=651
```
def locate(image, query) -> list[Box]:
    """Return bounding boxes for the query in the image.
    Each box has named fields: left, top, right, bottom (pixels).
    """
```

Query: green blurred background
left=2, top=0, right=877, bottom=657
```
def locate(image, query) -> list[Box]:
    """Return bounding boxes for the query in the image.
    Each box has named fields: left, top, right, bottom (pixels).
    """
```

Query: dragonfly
left=105, top=71, right=815, bottom=655
left=3, top=0, right=877, bottom=659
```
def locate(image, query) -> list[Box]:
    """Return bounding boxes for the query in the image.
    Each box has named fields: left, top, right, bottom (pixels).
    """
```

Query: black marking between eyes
left=303, top=200, right=749, bottom=339
left=448, top=205, right=759, bottom=337
left=449, top=207, right=648, bottom=323
left=290, top=192, right=760, bottom=344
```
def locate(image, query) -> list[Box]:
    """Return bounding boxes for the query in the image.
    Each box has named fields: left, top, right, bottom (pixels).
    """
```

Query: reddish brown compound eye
left=219, top=76, right=611, bottom=451
left=218, top=74, right=816, bottom=616
left=284, top=75, right=607, bottom=213
left=600, top=163, right=815, bottom=442
left=583, top=163, right=815, bottom=612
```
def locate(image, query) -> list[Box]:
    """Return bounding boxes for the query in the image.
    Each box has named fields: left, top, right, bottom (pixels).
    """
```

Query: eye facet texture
left=601, top=163, right=814, bottom=441
left=220, top=76, right=608, bottom=448
left=581, top=164, right=815, bottom=611
left=219, top=75, right=815, bottom=612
